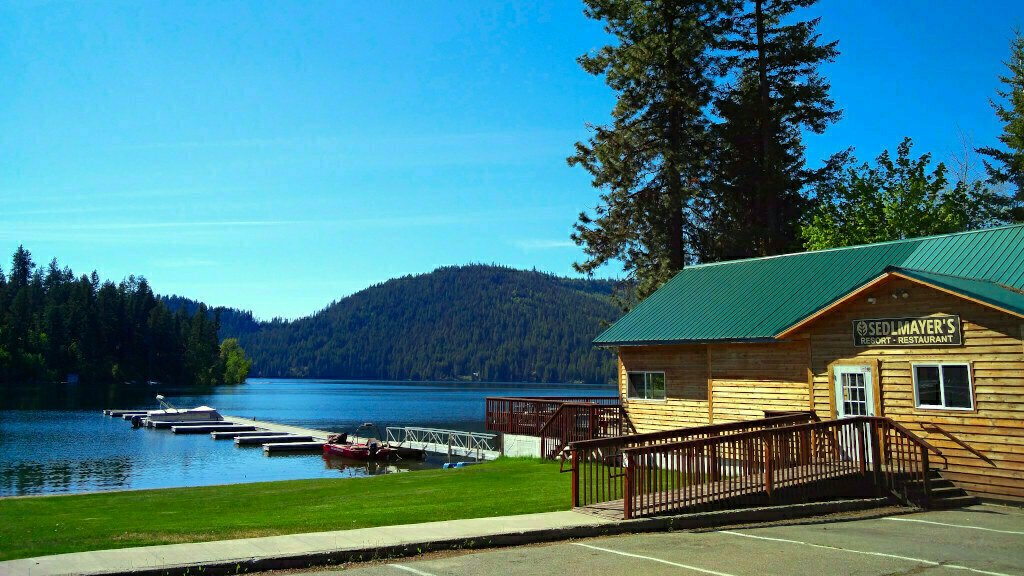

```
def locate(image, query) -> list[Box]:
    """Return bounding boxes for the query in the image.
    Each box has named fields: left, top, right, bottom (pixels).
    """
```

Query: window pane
left=627, top=373, right=644, bottom=399
left=942, top=365, right=972, bottom=409
left=648, top=373, right=666, bottom=400
left=915, top=366, right=941, bottom=406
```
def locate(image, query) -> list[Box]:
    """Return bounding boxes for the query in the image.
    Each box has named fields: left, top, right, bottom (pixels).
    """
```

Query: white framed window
left=912, top=363, right=973, bottom=410
left=627, top=371, right=666, bottom=401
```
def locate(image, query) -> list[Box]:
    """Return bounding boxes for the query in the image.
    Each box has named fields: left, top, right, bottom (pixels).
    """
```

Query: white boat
left=145, top=395, right=223, bottom=422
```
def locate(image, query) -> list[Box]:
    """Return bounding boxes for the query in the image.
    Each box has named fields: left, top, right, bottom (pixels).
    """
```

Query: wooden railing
left=567, top=413, right=819, bottom=508
left=608, top=416, right=937, bottom=519
left=538, top=403, right=634, bottom=460
left=484, top=396, right=621, bottom=437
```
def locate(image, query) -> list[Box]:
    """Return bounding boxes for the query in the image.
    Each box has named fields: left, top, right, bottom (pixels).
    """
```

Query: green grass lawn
left=0, top=457, right=569, bottom=561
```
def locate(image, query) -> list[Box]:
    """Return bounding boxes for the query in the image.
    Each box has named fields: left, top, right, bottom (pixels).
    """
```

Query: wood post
left=624, top=452, right=634, bottom=520
left=858, top=422, right=867, bottom=475
left=870, top=421, right=883, bottom=497
left=764, top=437, right=774, bottom=503
left=710, top=432, right=721, bottom=481
left=572, top=448, right=580, bottom=508
left=921, top=446, right=932, bottom=509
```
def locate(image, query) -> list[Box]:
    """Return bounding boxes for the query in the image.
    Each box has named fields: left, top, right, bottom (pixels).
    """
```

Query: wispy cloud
left=514, top=239, right=576, bottom=250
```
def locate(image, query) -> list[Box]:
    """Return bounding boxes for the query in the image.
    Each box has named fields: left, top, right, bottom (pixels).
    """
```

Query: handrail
left=919, top=423, right=982, bottom=467
left=570, top=413, right=816, bottom=451
left=568, top=412, right=820, bottom=508
left=619, top=416, right=936, bottom=456
left=535, top=402, right=594, bottom=437
left=867, top=417, right=942, bottom=456
left=571, top=415, right=939, bottom=518
left=763, top=410, right=820, bottom=421
left=611, top=416, right=935, bottom=518
left=539, top=402, right=630, bottom=459
left=485, top=396, right=620, bottom=403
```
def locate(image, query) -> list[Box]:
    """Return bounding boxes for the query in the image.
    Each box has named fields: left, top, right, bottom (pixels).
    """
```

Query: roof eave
left=593, top=337, right=792, bottom=348
left=774, top=273, right=892, bottom=339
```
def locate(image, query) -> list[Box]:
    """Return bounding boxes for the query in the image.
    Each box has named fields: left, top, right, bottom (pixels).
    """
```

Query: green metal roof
left=891, top=267, right=1024, bottom=319
left=594, top=224, right=1024, bottom=346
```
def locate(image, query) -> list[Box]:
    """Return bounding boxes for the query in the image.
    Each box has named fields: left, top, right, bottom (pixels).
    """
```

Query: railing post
left=870, top=420, right=883, bottom=497
left=858, top=421, right=867, bottom=475
left=572, top=448, right=580, bottom=508
left=920, top=446, right=932, bottom=509
left=764, top=436, right=774, bottom=503
left=799, top=428, right=810, bottom=466
left=710, top=431, right=720, bottom=481
left=623, top=451, right=634, bottom=520
left=589, top=405, right=596, bottom=441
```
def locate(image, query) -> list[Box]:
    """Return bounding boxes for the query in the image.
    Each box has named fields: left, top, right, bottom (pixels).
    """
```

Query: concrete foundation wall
left=500, top=433, right=541, bottom=458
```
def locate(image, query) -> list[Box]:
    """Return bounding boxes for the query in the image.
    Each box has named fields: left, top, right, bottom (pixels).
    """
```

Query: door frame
left=828, top=359, right=882, bottom=419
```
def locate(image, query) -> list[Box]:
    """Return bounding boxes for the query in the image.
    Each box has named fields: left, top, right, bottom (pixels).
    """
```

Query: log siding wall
left=806, top=277, right=1024, bottom=503
left=616, top=277, right=1024, bottom=502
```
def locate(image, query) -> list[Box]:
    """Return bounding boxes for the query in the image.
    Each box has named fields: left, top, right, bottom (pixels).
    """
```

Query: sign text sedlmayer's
left=853, top=315, right=962, bottom=347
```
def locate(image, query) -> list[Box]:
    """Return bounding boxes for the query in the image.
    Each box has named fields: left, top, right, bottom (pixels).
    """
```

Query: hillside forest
left=166, top=265, right=622, bottom=384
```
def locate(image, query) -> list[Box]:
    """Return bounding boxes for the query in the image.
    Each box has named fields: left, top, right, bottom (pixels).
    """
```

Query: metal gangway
left=386, top=426, right=500, bottom=461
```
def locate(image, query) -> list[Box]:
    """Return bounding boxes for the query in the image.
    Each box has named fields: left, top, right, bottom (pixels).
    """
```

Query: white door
left=833, top=365, right=875, bottom=466
left=834, top=365, right=876, bottom=418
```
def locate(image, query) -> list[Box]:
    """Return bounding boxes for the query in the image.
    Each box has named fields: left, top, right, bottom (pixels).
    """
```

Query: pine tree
left=978, top=28, right=1024, bottom=222
left=569, top=0, right=735, bottom=307
left=699, top=0, right=840, bottom=260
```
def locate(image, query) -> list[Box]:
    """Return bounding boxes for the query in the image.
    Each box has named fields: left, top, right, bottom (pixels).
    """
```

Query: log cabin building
left=594, top=224, right=1024, bottom=504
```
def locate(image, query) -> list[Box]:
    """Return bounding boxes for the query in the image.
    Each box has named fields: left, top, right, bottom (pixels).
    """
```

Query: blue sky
left=1, top=1, right=1021, bottom=319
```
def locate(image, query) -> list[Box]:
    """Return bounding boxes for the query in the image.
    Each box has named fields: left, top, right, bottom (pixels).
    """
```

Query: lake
left=0, top=379, right=615, bottom=497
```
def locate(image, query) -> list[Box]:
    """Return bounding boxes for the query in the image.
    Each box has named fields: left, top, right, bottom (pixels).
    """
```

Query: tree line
left=206, top=265, right=621, bottom=384
left=0, top=246, right=251, bottom=386
left=571, top=0, right=1024, bottom=309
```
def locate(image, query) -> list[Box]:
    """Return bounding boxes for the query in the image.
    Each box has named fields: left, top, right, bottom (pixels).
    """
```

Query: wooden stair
left=924, top=469, right=979, bottom=510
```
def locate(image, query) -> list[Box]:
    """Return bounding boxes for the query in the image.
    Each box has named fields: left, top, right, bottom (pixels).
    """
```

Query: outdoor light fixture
left=867, top=297, right=877, bottom=304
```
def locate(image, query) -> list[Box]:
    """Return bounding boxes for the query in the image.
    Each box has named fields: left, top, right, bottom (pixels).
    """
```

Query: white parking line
left=389, top=564, right=437, bottom=576
left=720, top=531, right=1015, bottom=576
left=884, top=517, right=1024, bottom=535
left=573, top=543, right=738, bottom=576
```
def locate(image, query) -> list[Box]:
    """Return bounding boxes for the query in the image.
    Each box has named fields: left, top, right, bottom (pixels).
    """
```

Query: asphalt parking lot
left=324, top=505, right=1024, bottom=576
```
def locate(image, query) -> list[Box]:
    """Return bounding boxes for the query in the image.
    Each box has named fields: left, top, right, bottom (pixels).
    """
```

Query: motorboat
left=322, top=424, right=398, bottom=461
left=322, top=440, right=395, bottom=461
left=143, top=395, right=223, bottom=423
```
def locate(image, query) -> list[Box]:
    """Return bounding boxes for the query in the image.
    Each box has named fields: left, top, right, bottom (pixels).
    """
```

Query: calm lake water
left=0, top=379, right=615, bottom=497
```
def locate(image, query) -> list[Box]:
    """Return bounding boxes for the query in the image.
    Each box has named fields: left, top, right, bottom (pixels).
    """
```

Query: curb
left=85, top=498, right=893, bottom=576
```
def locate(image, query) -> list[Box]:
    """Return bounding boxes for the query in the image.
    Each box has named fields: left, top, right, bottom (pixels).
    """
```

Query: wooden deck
left=574, top=461, right=864, bottom=520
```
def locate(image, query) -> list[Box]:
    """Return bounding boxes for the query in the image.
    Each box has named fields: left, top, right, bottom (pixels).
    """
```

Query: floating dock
left=105, top=410, right=495, bottom=460
left=172, top=424, right=257, bottom=434
left=104, top=410, right=147, bottom=417
left=262, top=441, right=324, bottom=453
left=234, top=434, right=314, bottom=445
left=211, top=430, right=292, bottom=440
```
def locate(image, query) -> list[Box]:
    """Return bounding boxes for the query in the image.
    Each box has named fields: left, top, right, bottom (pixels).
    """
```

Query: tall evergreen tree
left=697, top=0, right=840, bottom=260
left=0, top=247, right=247, bottom=386
left=978, top=28, right=1024, bottom=222
left=569, top=0, right=735, bottom=307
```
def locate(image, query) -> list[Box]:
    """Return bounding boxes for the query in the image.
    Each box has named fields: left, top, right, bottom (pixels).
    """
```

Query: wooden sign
left=853, top=315, right=962, bottom=347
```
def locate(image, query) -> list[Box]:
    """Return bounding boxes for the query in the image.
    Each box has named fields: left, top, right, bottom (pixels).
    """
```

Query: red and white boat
left=322, top=424, right=397, bottom=460
left=322, top=440, right=395, bottom=460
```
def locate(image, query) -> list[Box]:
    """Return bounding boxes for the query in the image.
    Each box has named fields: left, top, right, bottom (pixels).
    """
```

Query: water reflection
left=0, top=379, right=615, bottom=496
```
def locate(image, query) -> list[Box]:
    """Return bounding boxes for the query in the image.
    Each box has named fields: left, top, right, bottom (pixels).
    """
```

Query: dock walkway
left=106, top=410, right=494, bottom=458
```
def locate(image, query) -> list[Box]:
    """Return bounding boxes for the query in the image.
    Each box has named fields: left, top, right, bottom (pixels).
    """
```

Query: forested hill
left=206, top=266, right=622, bottom=384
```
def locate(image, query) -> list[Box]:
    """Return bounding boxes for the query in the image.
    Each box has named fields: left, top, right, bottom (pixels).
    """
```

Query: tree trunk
left=665, top=7, right=685, bottom=272
left=755, top=0, right=777, bottom=255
